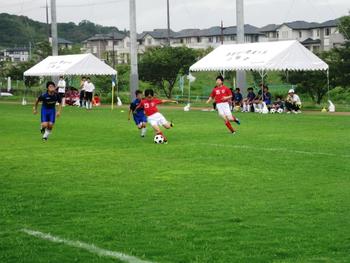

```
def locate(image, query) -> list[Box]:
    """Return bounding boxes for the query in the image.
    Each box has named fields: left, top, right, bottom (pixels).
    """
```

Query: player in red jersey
left=135, top=89, right=177, bottom=143
left=206, top=76, right=240, bottom=134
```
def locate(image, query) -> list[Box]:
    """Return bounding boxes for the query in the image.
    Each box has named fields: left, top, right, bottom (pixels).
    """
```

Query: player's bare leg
left=43, top=122, right=54, bottom=140
left=139, top=122, right=147, bottom=137
left=221, top=115, right=236, bottom=133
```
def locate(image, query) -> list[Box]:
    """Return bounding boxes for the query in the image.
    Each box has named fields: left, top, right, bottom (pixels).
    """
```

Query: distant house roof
left=259, top=24, right=279, bottom=32
left=319, top=19, right=338, bottom=28
left=5, top=47, right=29, bottom=52
left=84, top=32, right=127, bottom=42
left=278, top=21, right=320, bottom=30
left=175, top=24, right=263, bottom=38
left=301, top=38, right=321, bottom=45
left=138, top=29, right=176, bottom=40
left=58, top=38, right=73, bottom=44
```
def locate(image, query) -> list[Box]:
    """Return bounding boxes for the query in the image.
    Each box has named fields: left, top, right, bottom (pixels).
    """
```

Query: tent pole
left=327, top=69, right=330, bottom=102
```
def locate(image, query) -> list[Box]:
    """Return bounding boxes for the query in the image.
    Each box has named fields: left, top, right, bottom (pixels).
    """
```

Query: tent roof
left=24, top=53, right=117, bottom=76
left=189, top=40, right=328, bottom=72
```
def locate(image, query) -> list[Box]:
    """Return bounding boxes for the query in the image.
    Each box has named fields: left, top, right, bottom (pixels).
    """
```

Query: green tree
left=138, top=46, right=199, bottom=98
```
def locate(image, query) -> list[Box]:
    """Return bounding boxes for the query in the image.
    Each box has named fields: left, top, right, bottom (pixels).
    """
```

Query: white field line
left=21, top=229, right=155, bottom=263
left=200, top=143, right=350, bottom=159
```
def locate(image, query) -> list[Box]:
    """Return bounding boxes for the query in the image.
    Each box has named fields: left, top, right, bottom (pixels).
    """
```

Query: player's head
left=144, top=89, right=154, bottom=98
left=135, top=90, right=143, bottom=99
left=236, top=88, right=240, bottom=92
left=248, top=87, right=253, bottom=93
left=263, top=85, right=269, bottom=92
left=81, top=76, right=86, bottom=80
left=216, top=75, right=224, bottom=85
left=86, top=77, right=91, bottom=82
left=46, top=81, right=56, bottom=92
left=59, top=75, right=64, bottom=79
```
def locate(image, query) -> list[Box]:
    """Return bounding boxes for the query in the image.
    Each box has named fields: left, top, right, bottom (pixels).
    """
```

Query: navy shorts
left=41, top=108, right=56, bottom=123
left=133, top=115, right=147, bottom=125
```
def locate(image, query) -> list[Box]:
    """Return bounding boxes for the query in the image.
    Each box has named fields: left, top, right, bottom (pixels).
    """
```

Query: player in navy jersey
left=128, top=90, right=147, bottom=137
left=33, top=81, right=62, bottom=141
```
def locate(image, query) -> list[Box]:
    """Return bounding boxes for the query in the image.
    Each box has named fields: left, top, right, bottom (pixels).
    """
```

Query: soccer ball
left=277, top=108, right=284, bottom=114
left=270, top=108, right=276, bottom=114
left=154, top=134, right=164, bottom=144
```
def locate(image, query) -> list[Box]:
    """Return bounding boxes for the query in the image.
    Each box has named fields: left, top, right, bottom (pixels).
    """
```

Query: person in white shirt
left=84, top=77, right=95, bottom=110
left=285, top=89, right=302, bottom=114
left=57, top=76, right=66, bottom=106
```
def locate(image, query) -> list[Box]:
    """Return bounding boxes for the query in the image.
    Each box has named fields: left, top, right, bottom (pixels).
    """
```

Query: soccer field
left=0, top=103, right=349, bottom=263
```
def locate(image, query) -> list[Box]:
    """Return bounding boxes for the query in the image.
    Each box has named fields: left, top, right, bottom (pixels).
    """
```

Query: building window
left=317, top=29, right=320, bottom=37
left=299, top=31, right=302, bottom=38
left=216, top=36, right=221, bottom=43
left=230, top=35, right=236, bottom=41
left=325, top=28, right=330, bottom=36
left=147, top=39, right=152, bottom=45
left=186, top=37, right=191, bottom=43
left=197, top=37, right=201, bottom=43
left=209, top=37, right=213, bottom=43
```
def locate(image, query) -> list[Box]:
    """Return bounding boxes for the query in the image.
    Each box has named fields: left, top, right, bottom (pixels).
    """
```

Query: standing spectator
left=285, top=89, right=302, bottom=114
left=234, top=88, right=243, bottom=111
left=84, top=77, right=95, bottom=110
left=79, top=77, right=86, bottom=108
left=57, top=76, right=66, bottom=107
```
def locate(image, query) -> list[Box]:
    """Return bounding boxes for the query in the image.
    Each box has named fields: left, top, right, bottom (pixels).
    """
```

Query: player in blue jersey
left=33, top=81, right=62, bottom=141
left=128, top=90, right=147, bottom=137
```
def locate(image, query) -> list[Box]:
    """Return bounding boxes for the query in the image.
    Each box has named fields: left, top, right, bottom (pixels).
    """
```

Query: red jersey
left=139, top=98, right=162, bottom=116
left=210, top=85, right=232, bottom=103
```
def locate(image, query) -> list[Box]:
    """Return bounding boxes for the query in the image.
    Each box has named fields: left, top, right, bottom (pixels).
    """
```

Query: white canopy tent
left=24, top=53, right=117, bottom=108
left=189, top=40, right=329, bottom=103
left=24, top=53, right=117, bottom=76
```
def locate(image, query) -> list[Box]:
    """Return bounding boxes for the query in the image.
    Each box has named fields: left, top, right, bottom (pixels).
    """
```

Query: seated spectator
left=229, top=88, right=235, bottom=111
left=233, top=88, right=243, bottom=111
left=253, top=85, right=272, bottom=112
left=242, top=87, right=256, bottom=112
left=285, top=89, right=301, bottom=114
left=93, top=94, right=101, bottom=106
left=271, top=96, right=284, bottom=112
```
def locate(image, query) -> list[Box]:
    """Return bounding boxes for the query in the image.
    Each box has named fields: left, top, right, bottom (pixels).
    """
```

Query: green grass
left=0, top=103, right=350, bottom=263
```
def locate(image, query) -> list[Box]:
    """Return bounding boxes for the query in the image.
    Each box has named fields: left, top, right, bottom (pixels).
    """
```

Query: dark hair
left=46, top=81, right=56, bottom=89
left=248, top=87, right=253, bottom=91
left=216, top=75, right=224, bottom=82
left=135, top=90, right=142, bottom=96
left=86, top=77, right=91, bottom=80
left=235, top=88, right=240, bottom=91
left=144, top=89, right=154, bottom=97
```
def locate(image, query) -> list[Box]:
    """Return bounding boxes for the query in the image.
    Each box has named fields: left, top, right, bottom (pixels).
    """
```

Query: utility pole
left=221, top=20, right=224, bottom=45
left=129, top=0, right=139, bottom=100
left=167, top=0, right=171, bottom=45
left=46, top=0, right=50, bottom=40
left=50, top=0, right=58, bottom=56
left=236, top=0, right=246, bottom=93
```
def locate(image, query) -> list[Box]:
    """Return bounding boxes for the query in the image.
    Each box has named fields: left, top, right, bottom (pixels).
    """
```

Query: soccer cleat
left=235, top=118, right=241, bottom=125
left=231, top=131, right=236, bottom=135
left=163, top=140, right=168, bottom=144
left=42, top=137, right=48, bottom=141
left=40, top=127, right=45, bottom=134
left=170, top=120, right=174, bottom=127
left=141, top=135, right=145, bottom=138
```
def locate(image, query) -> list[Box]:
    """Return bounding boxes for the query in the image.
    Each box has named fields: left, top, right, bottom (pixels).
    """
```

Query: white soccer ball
left=154, top=134, right=164, bottom=144
left=277, top=108, right=284, bottom=114
left=270, top=108, right=276, bottom=114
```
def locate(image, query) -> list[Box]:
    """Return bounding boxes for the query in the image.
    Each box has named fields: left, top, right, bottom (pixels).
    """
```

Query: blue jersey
left=234, top=92, right=243, bottom=102
left=263, top=92, right=272, bottom=104
left=130, top=99, right=145, bottom=118
left=38, top=92, right=61, bottom=109
left=246, top=91, right=256, bottom=101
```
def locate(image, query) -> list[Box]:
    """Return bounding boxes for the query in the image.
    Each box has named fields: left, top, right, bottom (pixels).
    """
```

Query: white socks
left=86, top=101, right=92, bottom=109
left=141, top=128, right=147, bottom=137
left=43, top=128, right=51, bottom=139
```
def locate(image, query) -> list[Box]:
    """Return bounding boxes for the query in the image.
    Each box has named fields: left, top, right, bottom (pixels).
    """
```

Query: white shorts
left=148, top=112, right=168, bottom=126
left=216, top=102, right=233, bottom=117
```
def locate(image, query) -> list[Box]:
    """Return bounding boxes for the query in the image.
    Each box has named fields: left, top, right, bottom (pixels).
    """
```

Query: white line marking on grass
left=200, top=143, right=350, bottom=158
left=21, top=229, right=155, bottom=263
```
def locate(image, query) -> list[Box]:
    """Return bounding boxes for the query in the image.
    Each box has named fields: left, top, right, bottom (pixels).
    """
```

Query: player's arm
left=206, top=97, right=213, bottom=104
left=56, top=102, right=62, bottom=117
left=33, top=98, right=40, bottom=114
left=128, top=103, right=135, bottom=120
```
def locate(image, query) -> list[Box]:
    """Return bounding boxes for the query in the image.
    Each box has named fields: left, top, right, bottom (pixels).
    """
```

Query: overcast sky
left=0, top=0, right=349, bottom=31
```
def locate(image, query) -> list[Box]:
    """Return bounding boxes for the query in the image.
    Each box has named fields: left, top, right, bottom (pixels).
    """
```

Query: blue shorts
left=133, top=115, right=147, bottom=126
left=41, top=107, right=56, bottom=123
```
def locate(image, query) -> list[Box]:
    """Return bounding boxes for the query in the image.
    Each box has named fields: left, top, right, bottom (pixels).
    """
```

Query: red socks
left=225, top=121, right=235, bottom=133
left=157, top=132, right=167, bottom=141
